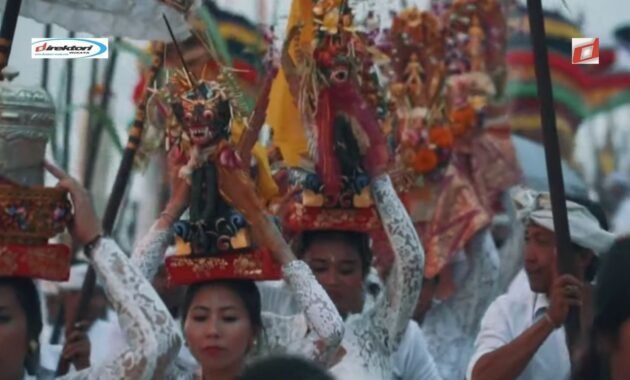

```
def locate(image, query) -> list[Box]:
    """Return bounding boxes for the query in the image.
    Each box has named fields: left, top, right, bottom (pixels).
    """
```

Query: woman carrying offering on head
left=0, top=162, right=181, bottom=380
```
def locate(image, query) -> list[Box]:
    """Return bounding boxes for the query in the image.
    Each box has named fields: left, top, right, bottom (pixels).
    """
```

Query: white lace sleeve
left=460, top=230, right=500, bottom=331
left=57, top=238, right=182, bottom=380
left=423, top=228, right=500, bottom=380
left=370, top=175, right=424, bottom=353
left=131, top=221, right=172, bottom=280
left=260, top=261, right=344, bottom=365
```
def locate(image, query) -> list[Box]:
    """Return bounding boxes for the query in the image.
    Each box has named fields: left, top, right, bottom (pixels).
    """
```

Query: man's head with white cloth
left=512, top=187, right=616, bottom=294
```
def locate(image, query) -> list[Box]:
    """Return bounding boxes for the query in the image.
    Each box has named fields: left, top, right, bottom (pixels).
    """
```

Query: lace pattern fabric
left=56, top=238, right=181, bottom=380
left=422, top=229, right=500, bottom=380
left=131, top=225, right=172, bottom=281
left=329, top=175, right=424, bottom=380
left=131, top=224, right=344, bottom=378
left=260, top=260, right=345, bottom=364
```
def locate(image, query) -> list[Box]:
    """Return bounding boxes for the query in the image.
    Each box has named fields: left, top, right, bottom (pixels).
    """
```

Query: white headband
left=512, top=186, right=616, bottom=255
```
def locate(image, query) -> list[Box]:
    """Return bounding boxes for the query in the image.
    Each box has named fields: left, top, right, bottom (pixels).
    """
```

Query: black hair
left=566, top=196, right=610, bottom=282
left=293, top=230, right=372, bottom=278
left=237, top=355, right=335, bottom=380
left=573, top=238, right=630, bottom=380
left=181, top=279, right=262, bottom=333
left=593, top=238, right=630, bottom=338
left=0, top=277, right=42, bottom=375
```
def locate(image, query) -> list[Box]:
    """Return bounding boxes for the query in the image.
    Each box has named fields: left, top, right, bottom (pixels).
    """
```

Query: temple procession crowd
left=1, top=1, right=629, bottom=380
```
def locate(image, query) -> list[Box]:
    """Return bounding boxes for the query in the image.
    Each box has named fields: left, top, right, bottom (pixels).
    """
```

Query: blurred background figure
left=602, top=172, right=630, bottom=235
left=574, top=238, right=630, bottom=380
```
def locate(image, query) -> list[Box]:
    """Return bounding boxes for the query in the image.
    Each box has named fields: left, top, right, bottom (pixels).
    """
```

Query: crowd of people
left=3, top=148, right=629, bottom=380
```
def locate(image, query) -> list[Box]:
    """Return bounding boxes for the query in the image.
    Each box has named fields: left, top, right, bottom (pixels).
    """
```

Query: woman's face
left=0, top=286, right=29, bottom=380
left=302, top=239, right=365, bottom=317
left=611, top=320, right=630, bottom=380
left=184, top=285, right=255, bottom=374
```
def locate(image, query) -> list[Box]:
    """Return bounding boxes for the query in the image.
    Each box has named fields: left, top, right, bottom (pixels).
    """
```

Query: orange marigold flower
left=412, top=148, right=438, bottom=174
left=449, top=105, right=477, bottom=137
left=429, top=127, right=454, bottom=148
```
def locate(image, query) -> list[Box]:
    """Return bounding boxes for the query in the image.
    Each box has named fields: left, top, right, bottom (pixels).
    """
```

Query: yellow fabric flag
left=265, top=0, right=314, bottom=166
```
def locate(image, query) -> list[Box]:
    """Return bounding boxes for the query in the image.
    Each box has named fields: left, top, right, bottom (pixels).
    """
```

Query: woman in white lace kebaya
left=0, top=163, right=181, bottom=380
left=288, top=175, right=425, bottom=380
left=128, top=160, right=345, bottom=380
left=134, top=174, right=422, bottom=380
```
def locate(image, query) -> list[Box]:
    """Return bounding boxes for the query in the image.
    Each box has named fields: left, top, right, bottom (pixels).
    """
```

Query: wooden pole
left=55, top=42, right=166, bottom=376
left=62, top=31, right=76, bottom=171
left=525, top=0, right=580, bottom=359
left=0, top=0, right=22, bottom=79
left=81, top=60, right=100, bottom=182
left=83, top=38, right=120, bottom=190
left=40, top=24, right=52, bottom=89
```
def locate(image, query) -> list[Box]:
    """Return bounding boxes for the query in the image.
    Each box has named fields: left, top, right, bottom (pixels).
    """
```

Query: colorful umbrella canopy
left=506, top=5, right=630, bottom=162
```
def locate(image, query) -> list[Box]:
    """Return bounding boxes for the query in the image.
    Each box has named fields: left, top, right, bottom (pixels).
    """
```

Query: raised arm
left=257, top=190, right=344, bottom=365
left=43, top=161, right=181, bottom=380
left=370, top=174, right=424, bottom=353
left=468, top=274, right=583, bottom=380
left=61, top=238, right=182, bottom=380
left=131, top=220, right=172, bottom=280
left=275, top=260, right=345, bottom=364
left=131, top=150, right=191, bottom=280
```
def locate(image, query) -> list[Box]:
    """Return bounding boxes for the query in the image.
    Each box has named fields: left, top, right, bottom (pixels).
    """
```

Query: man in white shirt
left=467, top=187, right=617, bottom=380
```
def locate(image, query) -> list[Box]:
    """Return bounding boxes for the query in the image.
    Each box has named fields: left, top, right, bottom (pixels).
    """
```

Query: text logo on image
left=31, top=38, right=108, bottom=59
left=571, top=38, right=600, bottom=65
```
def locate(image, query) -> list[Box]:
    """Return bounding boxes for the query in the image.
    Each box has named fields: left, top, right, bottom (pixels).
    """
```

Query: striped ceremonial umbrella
left=506, top=5, right=630, bottom=163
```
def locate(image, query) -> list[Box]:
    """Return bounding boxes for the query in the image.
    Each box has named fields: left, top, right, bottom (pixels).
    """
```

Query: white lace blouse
left=37, top=238, right=182, bottom=380
left=130, top=220, right=345, bottom=379
left=422, top=228, right=500, bottom=380
left=258, top=176, right=426, bottom=380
